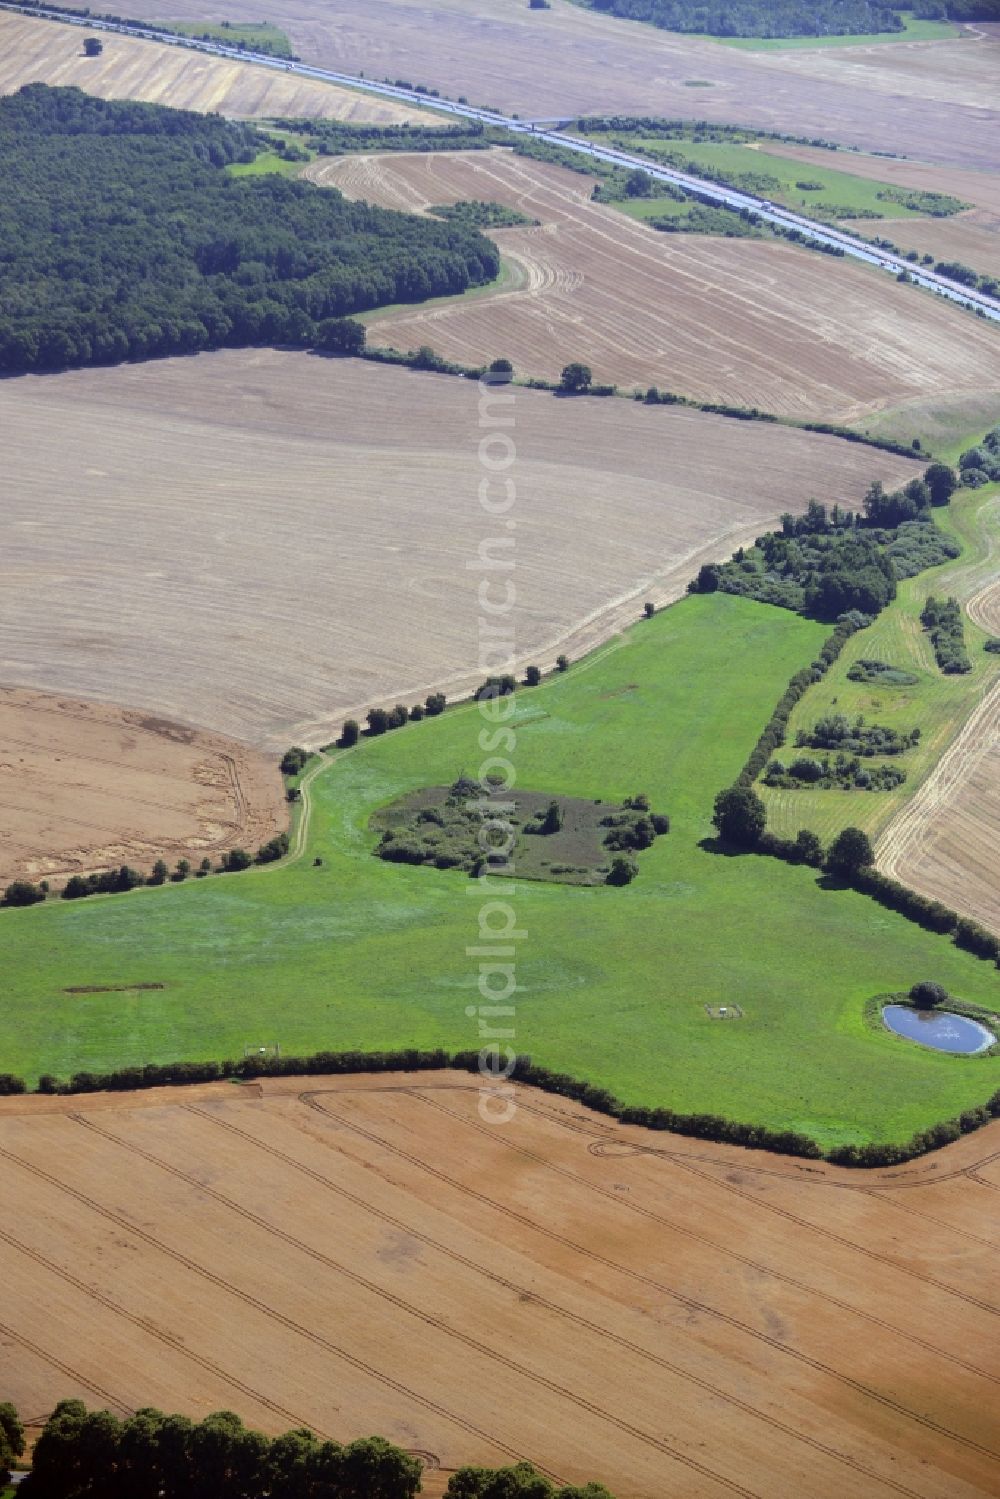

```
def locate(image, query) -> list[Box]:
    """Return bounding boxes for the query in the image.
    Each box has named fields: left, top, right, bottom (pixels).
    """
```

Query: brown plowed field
left=0, top=1073, right=998, bottom=1498
left=878, top=561, right=1000, bottom=934
left=0, top=686, right=284, bottom=888
left=0, top=350, right=918, bottom=750
left=109, top=0, right=1000, bottom=170
left=0, top=11, right=428, bottom=122
left=305, top=148, right=1000, bottom=423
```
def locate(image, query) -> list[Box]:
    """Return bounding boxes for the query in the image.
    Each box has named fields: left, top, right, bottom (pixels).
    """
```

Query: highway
left=8, top=0, right=1000, bottom=324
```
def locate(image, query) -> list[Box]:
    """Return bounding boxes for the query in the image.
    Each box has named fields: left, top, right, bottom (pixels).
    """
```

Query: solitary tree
left=712, top=785, right=766, bottom=848
left=540, top=800, right=563, bottom=834
left=826, top=825, right=874, bottom=875
left=487, top=357, right=514, bottom=382
left=643, top=601, right=655, bottom=618
left=313, top=316, right=365, bottom=356
left=524, top=664, right=542, bottom=686
left=793, top=829, right=824, bottom=866
left=910, top=980, right=948, bottom=1009
left=924, top=462, right=957, bottom=507
left=556, top=654, right=569, bottom=672
left=366, top=707, right=389, bottom=736
left=340, top=718, right=360, bottom=747
left=559, top=362, right=592, bottom=393
left=606, top=855, right=638, bottom=886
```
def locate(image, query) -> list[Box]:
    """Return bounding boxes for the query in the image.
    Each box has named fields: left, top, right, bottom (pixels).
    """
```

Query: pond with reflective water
left=882, top=1004, right=995, bottom=1055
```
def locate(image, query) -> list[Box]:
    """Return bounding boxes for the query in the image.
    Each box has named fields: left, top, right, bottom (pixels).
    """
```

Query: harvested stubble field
left=306, top=147, right=1000, bottom=423
left=1, top=1074, right=998, bottom=1499
left=0, top=686, right=284, bottom=889
left=110, top=0, right=1000, bottom=171
left=0, top=11, right=429, bottom=122
left=840, top=211, right=1000, bottom=280
left=0, top=351, right=918, bottom=751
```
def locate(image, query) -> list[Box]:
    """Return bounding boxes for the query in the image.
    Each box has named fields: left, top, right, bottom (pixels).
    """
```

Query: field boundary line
left=301, top=1091, right=1000, bottom=1460
left=186, top=1101, right=930, bottom=1499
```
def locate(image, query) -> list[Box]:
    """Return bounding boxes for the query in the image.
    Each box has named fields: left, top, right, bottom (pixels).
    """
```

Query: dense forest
left=0, top=86, right=499, bottom=374
left=583, top=0, right=1000, bottom=36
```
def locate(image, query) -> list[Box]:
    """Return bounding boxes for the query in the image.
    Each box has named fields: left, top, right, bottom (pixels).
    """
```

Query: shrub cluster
left=921, top=595, right=971, bottom=674
left=794, top=714, right=919, bottom=757
left=763, top=753, right=906, bottom=792
left=846, top=658, right=919, bottom=686
left=958, top=425, right=1000, bottom=486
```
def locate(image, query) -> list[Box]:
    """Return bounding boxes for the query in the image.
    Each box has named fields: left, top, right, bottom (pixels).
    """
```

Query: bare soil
left=0, top=1073, right=997, bottom=1498
left=305, top=148, right=1000, bottom=423
left=0, top=350, right=918, bottom=751
left=108, top=0, right=1000, bottom=170
left=0, top=687, right=285, bottom=888
left=0, top=11, right=428, bottom=122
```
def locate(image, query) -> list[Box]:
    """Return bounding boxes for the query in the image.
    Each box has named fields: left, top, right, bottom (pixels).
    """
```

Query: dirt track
left=0, top=11, right=428, bottom=122
left=305, top=148, right=1000, bottom=424
left=0, top=686, right=284, bottom=888
left=0, top=351, right=918, bottom=750
left=0, top=1073, right=997, bottom=1498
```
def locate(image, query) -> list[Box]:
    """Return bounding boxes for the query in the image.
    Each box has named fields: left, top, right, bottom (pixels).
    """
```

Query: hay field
left=878, top=548, right=1000, bottom=934
left=305, top=148, right=1000, bottom=423
left=0, top=11, right=428, bottom=122
left=0, top=687, right=284, bottom=889
left=110, top=0, right=999, bottom=170
left=0, top=351, right=918, bottom=751
left=840, top=211, right=1000, bottom=278
left=1, top=1074, right=998, bottom=1499
left=769, top=144, right=1000, bottom=218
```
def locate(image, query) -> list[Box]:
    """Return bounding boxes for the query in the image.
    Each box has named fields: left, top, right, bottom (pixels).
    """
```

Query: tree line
left=581, top=0, right=999, bottom=37
left=0, top=85, right=499, bottom=375
left=2, top=1040, right=997, bottom=1169
left=8, top=1401, right=612, bottom=1498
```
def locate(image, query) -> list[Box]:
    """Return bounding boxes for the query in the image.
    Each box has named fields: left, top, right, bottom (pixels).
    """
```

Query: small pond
left=882, top=1004, right=995, bottom=1055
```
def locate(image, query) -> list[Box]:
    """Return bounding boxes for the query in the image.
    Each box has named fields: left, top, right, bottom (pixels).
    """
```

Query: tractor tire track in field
left=0, top=1138, right=554, bottom=1480
left=0, top=1225, right=321, bottom=1435
left=186, top=1102, right=930, bottom=1499
left=0, top=1317, right=133, bottom=1416
left=415, top=1092, right=1000, bottom=1329
left=487, top=1085, right=1000, bottom=1253
left=67, top=1112, right=766, bottom=1499
left=302, top=1091, right=1000, bottom=1463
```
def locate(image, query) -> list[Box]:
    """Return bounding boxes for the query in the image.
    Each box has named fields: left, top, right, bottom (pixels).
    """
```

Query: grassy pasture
left=607, top=135, right=965, bottom=219
left=2, top=593, right=998, bottom=1146
left=153, top=20, right=294, bottom=56
left=762, top=486, right=1000, bottom=843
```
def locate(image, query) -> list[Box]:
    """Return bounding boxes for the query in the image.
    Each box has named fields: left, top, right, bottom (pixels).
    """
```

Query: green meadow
left=706, top=13, right=960, bottom=47
left=600, top=134, right=965, bottom=219
left=3, top=593, right=998, bottom=1145
left=763, top=486, right=1000, bottom=842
